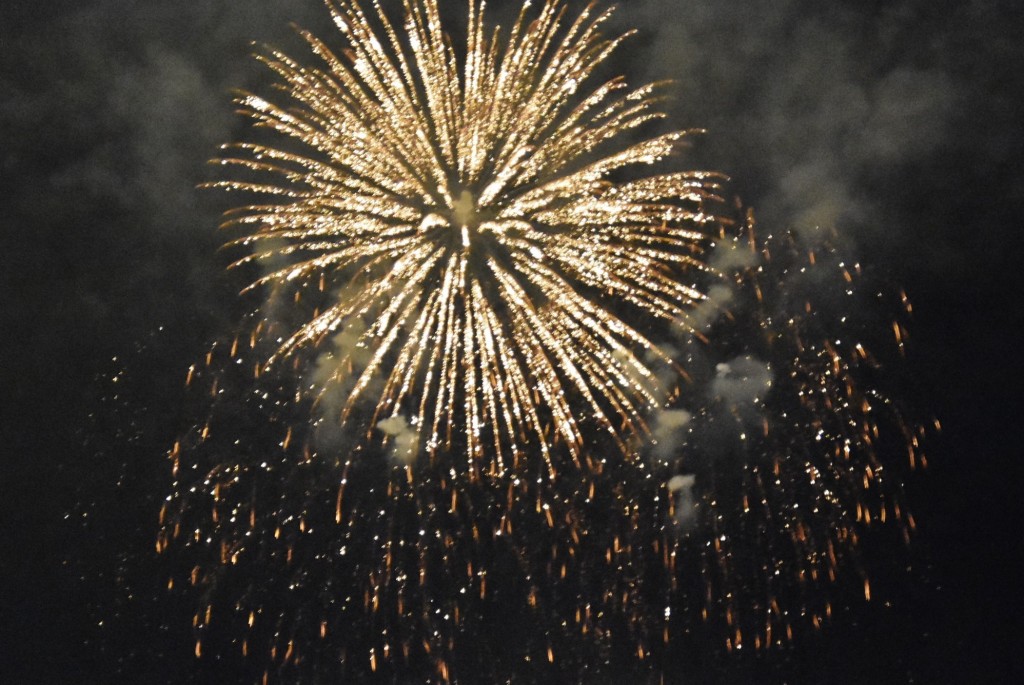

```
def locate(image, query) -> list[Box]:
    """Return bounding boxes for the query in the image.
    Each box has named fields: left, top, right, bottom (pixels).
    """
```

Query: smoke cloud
left=649, top=408, right=693, bottom=463
left=376, top=415, right=420, bottom=465
left=629, top=0, right=965, bottom=262
left=667, top=473, right=698, bottom=530
left=709, top=356, right=773, bottom=408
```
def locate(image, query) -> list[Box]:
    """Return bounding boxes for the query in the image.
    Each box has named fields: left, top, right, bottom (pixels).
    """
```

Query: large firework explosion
left=153, top=0, right=926, bottom=682
left=209, top=0, right=720, bottom=467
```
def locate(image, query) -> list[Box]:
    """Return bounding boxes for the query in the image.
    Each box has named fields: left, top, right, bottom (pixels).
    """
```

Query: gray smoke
left=709, top=356, right=773, bottom=408
left=667, top=473, right=698, bottom=530
left=629, top=0, right=962, bottom=259
left=680, top=239, right=760, bottom=333
left=649, top=408, right=693, bottom=463
left=375, top=415, right=420, bottom=465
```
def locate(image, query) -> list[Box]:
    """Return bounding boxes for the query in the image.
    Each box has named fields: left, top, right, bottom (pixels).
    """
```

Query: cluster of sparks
left=155, top=0, right=928, bottom=682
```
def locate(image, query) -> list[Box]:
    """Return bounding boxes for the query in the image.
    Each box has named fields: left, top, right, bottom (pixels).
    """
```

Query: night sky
left=2, top=0, right=1023, bottom=682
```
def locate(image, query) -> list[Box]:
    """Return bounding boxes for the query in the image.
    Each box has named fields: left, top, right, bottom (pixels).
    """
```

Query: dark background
left=2, top=0, right=1022, bottom=682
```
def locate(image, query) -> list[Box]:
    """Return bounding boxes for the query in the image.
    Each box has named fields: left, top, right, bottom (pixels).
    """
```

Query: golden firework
left=212, top=0, right=721, bottom=470
left=155, top=4, right=927, bottom=678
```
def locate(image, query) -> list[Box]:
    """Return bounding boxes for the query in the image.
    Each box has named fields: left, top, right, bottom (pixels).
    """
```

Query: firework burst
left=154, top=1, right=927, bottom=682
left=211, top=0, right=722, bottom=471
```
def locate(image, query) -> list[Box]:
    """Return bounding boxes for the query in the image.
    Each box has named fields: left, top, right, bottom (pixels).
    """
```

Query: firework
left=155, top=1, right=927, bottom=682
left=211, top=0, right=721, bottom=471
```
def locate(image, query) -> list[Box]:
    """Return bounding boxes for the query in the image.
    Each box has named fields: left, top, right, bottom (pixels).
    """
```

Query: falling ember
left=154, top=0, right=929, bottom=682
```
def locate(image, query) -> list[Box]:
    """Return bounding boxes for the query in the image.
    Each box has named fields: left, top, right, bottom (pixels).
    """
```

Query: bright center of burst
left=452, top=190, right=478, bottom=230
left=418, top=188, right=504, bottom=252
left=451, top=189, right=478, bottom=249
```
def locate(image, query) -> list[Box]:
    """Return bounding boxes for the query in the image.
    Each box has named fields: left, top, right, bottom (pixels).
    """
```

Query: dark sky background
left=2, top=0, right=1022, bottom=682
